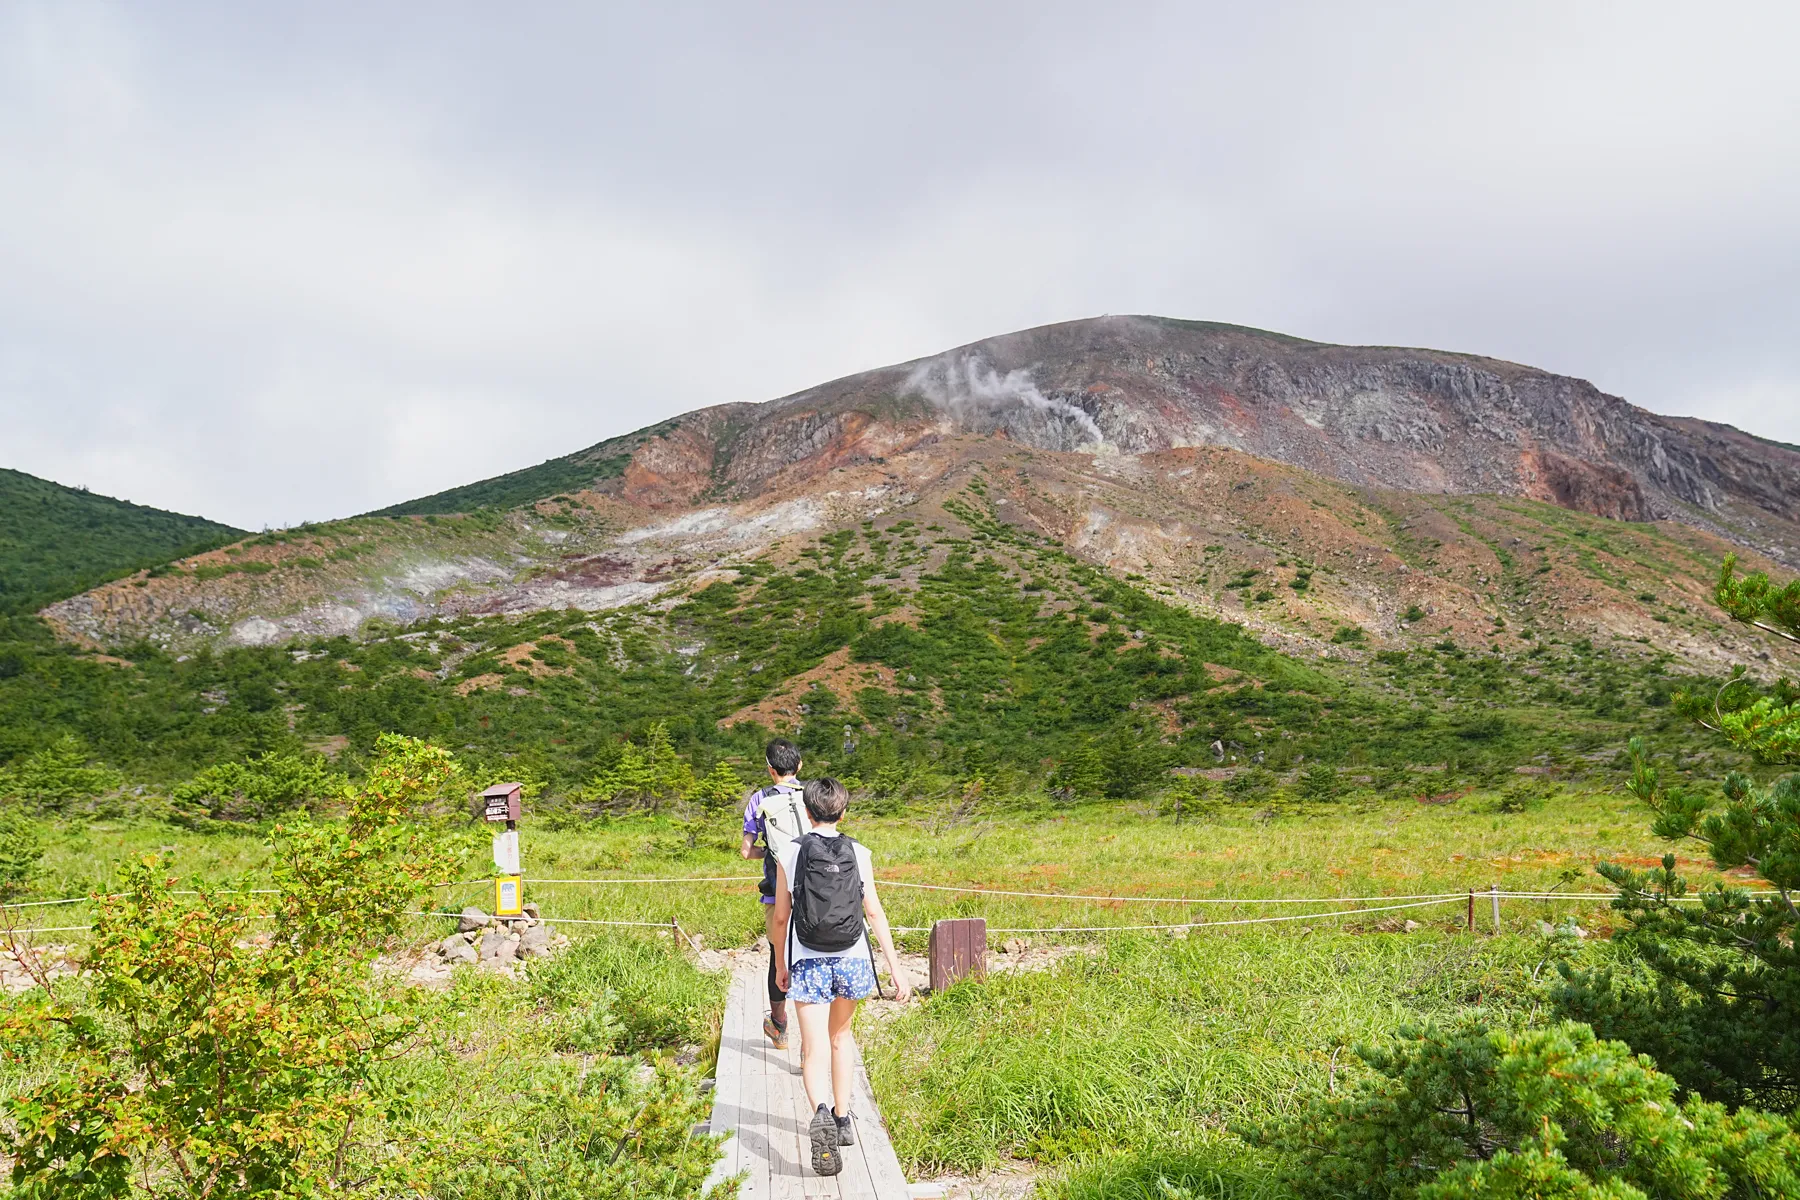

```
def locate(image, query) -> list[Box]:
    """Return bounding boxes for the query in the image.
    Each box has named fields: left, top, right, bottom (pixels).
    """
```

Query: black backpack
left=789, top=833, right=865, bottom=953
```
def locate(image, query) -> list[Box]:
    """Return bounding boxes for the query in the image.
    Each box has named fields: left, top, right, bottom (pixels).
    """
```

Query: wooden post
left=1466, top=889, right=1475, bottom=934
left=1490, top=883, right=1502, bottom=933
left=928, top=918, right=987, bottom=993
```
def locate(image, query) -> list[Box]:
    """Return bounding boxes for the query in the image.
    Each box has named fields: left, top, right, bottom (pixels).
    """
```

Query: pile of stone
left=433, top=902, right=568, bottom=969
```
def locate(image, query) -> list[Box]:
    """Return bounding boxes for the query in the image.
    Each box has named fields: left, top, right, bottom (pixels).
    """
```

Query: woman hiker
left=771, top=776, right=911, bottom=1176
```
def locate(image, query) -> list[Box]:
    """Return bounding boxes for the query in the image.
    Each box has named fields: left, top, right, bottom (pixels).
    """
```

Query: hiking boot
left=762, top=1015, right=788, bottom=1050
left=810, top=1102, right=842, bottom=1175
left=835, top=1110, right=856, bottom=1147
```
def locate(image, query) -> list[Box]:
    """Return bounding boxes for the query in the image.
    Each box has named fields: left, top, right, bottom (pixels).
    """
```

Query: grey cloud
left=2, top=1, right=1797, bottom=529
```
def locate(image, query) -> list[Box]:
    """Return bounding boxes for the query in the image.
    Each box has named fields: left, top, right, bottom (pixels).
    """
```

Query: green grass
left=863, top=931, right=1551, bottom=1176
left=17, top=783, right=1719, bottom=944
left=369, top=419, right=679, bottom=516
left=0, top=467, right=242, bottom=614
left=5, top=777, right=1740, bottom=1198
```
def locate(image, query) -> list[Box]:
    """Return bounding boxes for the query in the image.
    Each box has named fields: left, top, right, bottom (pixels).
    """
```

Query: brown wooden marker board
left=482, top=782, right=523, bottom=823
left=928, top=918, right=986, bottom=993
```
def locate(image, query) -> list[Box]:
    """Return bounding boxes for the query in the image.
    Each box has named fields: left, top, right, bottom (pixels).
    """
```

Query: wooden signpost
left=928, top=917, right=987, bottom=993
left=484, top=783, right=525, bottom=917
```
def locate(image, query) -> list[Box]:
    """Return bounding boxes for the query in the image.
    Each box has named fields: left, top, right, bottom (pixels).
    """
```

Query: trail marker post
left=1490, top=883, right=1501, bottom=934
left=928, top=918, right=987, bottom=993
left=484, top=782, right=525, bottom=917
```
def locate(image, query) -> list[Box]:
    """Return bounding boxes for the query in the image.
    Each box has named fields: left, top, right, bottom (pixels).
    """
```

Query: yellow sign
left=495, top=875, right=523, bottom=917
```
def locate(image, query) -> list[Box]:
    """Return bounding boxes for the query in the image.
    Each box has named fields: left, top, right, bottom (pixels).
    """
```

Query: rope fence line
left=8, top=877, right=1785, bottom=915
left=891, top=896, right=1467, bottom=934
left=7, top=885, right=1790, bottom=940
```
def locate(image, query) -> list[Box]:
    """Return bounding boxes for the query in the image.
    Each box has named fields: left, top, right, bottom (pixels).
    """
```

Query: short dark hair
left=803, top=777, right=849, bottom=823
left=765, top=738, right=802, bottom=776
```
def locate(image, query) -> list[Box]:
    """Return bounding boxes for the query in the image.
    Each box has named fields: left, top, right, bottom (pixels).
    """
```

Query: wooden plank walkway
left=705, top=963, right=913, bottom=1200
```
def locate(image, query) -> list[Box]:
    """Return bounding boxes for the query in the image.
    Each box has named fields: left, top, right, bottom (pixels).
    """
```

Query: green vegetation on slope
left=0, top=467, right=242, bottom=614
left=369, top=420, right=680, bottom=516
left=0, top=480, right=1745, bottom=806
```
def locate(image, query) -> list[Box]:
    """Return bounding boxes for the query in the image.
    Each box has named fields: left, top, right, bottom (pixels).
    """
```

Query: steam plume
left=903, top=355, right=1104, bottom=447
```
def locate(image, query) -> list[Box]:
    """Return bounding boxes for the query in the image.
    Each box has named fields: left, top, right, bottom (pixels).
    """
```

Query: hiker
left=739, top=737, right=809, bottom=1048
left=772, top=776, right=911, bottom=1177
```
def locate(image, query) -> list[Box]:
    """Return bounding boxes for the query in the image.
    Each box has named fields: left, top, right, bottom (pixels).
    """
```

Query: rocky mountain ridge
left=418, top=316, right=1799, bottom=564
left=38, top=316, right=1800, bottom=673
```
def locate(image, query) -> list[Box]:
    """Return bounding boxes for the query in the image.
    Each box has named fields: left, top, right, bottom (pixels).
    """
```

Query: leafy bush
left=527, top=934, right=723, bottom=1053
left=169, top=752, right=341, bottom=823
left=1249, top=1020, right=1800, bottom=1200
left=0, top=734, right=471, bottom=1198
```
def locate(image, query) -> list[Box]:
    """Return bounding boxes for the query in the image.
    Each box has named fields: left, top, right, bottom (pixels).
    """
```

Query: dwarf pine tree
left=1554, top=555, right=1800, bottom=1112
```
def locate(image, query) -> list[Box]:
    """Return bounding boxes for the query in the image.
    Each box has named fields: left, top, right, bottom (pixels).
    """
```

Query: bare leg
left=828, top=997, right=858, bottom=1117
left=764, top=906, right=787, bottom=1028
left=795, top=1000, right=833, bottom=1109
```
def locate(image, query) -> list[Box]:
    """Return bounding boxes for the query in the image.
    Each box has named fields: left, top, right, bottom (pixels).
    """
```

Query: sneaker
left=762, top=1015, right=788, bottom=1050
left=834, top=1110, right=856, bottom=1147
left=810, top=1102, right=842, bottom=1175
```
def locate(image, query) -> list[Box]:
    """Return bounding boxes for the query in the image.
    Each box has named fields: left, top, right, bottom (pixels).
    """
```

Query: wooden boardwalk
left=705, top=963, right=914, bottom=1199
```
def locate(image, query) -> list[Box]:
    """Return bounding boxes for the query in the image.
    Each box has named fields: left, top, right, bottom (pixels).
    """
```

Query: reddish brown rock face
left=587, top=316, right=1798, bottom=564
left=1520, top=451, right=1653, bottom=522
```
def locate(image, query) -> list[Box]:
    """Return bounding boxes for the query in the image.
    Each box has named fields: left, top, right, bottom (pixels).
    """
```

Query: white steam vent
left=904, top=355, right=1104, bottom=450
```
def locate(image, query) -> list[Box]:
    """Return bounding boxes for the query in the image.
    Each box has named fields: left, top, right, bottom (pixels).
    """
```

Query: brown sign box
left=928, top=917, right=987, bottom=993
left=483, top=782, right=523, bottom=823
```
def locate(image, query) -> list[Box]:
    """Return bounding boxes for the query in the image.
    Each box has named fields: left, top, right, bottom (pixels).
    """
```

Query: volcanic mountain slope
left=0, top=467, right=242, bottom=615
left=385, top=316, right=1800, bottom=565
left=38, top=317, right=1800, bottom=677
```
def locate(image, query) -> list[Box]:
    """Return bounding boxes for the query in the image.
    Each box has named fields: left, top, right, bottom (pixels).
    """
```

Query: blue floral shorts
left=788, top=954, right=877, bottom=1003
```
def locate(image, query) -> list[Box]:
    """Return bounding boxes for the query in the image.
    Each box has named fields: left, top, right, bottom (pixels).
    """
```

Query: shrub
left=1295, top=762, right=1343, bottom=802
left=527, top=935, right=723, bottom=1053
left=410, top=1055, right=720, bottom=1200
left=684, top=760, right=746, bottom=813
left=1248, top=1021, right=1800, bottom=1200
left=583, top=722, right=695, bottom=812
left=1554, top=558, right=1800, bottom=1112
left=0, top=808, right=43, bottom=900
left=0, top=734, right=472, bottom=1198
left=0, top=735, right=123, bottom=811
left=169, top=752, right=341, bottom=823
left=1331, top=625, right=1366, bottom=645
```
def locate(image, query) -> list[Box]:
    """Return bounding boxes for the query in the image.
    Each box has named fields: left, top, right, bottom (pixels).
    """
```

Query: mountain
left=378, top=316, right=1800, bottom=564
left=0, top=467, right=243, bottom=615
left=12, top=316, right=1800, bottom=792
left=36, top=317, right=1800, bottom=677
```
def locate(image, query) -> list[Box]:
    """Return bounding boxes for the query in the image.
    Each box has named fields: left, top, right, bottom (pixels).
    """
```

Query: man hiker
left=772, top=776, right=911, bottom=1177
left=739, top=737, right=809, bottom=1048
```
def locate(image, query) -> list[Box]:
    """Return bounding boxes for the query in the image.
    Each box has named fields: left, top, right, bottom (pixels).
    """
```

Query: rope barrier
left=891, top=896, right=1464, bottom=934
left=8, top=879, right=1787, bottom=914
left=877, top=881, right=1471, bottom=904
left=525, top=876, right=761, bottom=885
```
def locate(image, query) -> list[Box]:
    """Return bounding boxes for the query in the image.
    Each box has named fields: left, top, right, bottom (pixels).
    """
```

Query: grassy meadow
left=21, top=780, right=1728, bottom=945
left=7, top=778, right=1721, bottom=1197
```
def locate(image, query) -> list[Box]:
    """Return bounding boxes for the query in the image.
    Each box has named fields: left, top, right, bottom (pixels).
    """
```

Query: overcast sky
left=3, top=2, right=1797, bottom=529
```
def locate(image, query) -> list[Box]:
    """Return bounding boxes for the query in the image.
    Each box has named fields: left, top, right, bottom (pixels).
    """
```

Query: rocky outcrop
left=585, top=316, right=1799, bottom=563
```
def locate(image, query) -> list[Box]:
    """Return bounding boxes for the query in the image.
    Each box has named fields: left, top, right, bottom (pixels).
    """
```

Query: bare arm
left=863, top=880, right=912, bottom=1002
left=772, top=861, right=793, bottom=992
left=739, top=831, right=764, bottom=860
